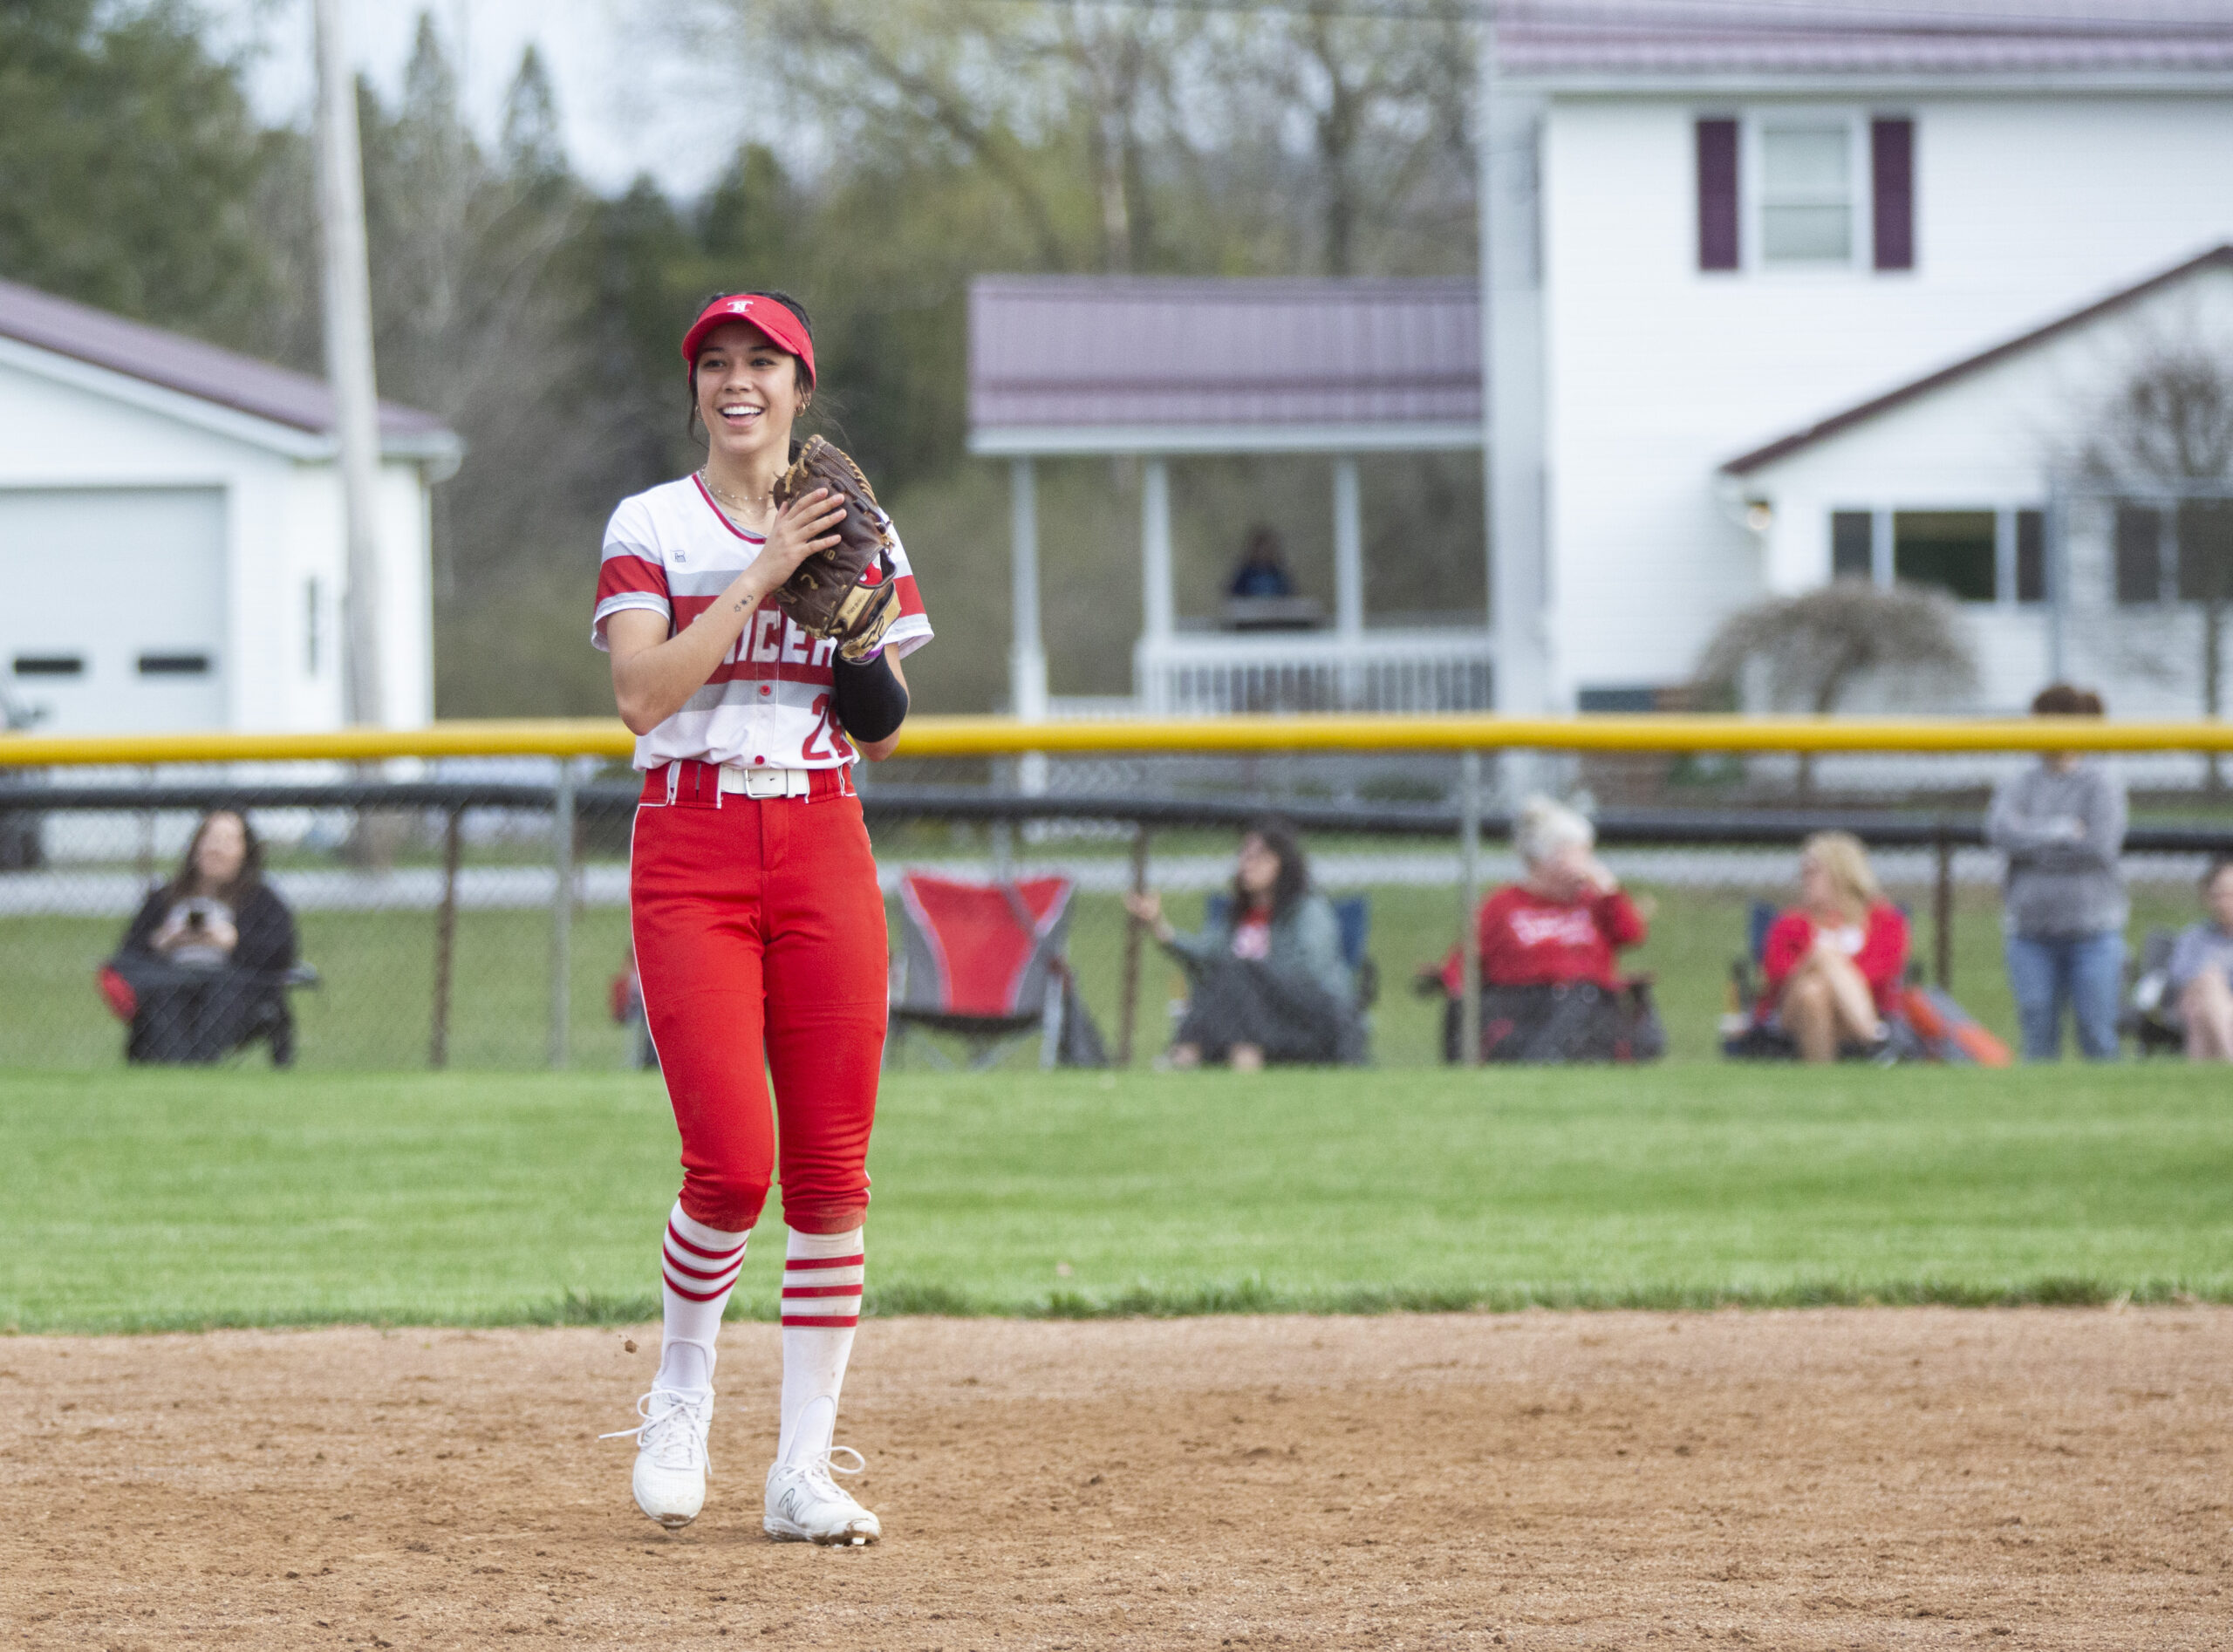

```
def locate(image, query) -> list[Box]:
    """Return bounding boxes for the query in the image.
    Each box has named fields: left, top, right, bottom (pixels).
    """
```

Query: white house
left=1487, top=3, right=2233, bottom=715
left=0, top=279, right=459, bottom=734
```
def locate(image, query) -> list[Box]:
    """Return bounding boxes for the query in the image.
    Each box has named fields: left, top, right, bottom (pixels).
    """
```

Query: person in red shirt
left=1438, top=797, right=1647, bottom=995
left=1759, top=831, right=1909, bottom=1062
left=1429, top=796, right=1656, bottom=1062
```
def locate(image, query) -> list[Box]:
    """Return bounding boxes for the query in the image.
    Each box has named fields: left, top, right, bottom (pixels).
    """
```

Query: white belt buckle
left=721, top=765, right=808, bottom=799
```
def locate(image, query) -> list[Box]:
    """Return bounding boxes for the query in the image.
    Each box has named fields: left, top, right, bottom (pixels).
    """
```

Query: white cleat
left=763, top=1446, right=882, bottom=1546
left=601, top=1387, right=714, bottom=1530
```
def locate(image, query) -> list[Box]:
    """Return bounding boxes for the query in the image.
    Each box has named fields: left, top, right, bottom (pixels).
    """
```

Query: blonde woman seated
left=1756, top=831, right=1910, bottom=1063
left=2168, top=857, right=2233, bottom=1062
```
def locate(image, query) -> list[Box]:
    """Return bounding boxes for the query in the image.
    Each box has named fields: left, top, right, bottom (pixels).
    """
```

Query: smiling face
left=195, top=812, right=247, bottom=888
left=693, top=319, right=809, bottom=469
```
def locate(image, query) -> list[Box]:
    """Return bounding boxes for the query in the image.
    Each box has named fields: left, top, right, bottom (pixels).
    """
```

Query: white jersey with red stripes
left=591, top=473, right=932, bottom=772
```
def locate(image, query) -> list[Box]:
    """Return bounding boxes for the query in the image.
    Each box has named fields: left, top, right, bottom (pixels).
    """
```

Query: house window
left=137, top=652, right=212, bottom=676
left=1830, top=510, right=1873, bottom=580
left=1699, top=114, right=1915, bottom=273
left=1759, top=124, right=1853, bottom=265
left=1894, top=511, right=1995, bottom=601
left=2175, top=500, right=2233, bottom=604
left=13, top=654, right=83, bottom=677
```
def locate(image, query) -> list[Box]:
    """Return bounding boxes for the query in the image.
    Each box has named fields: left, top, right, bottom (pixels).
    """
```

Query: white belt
left=719, top=765, right=812, bottom=798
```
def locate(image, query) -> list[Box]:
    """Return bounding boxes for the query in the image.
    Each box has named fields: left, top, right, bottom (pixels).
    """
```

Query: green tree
left=0, top=0, right=283, bottom=347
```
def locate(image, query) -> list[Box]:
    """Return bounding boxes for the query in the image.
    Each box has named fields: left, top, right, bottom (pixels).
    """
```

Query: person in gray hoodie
left=1124, top=818, right=1362, bottom=1069
left=1985, top=685, right=2127, bottom=1061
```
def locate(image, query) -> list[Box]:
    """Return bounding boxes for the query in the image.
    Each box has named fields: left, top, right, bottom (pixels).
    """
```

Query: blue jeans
left=2004, top=931, right=2125, bottom=1061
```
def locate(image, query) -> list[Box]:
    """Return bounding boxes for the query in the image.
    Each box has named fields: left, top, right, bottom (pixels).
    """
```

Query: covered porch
left=966, top=276, right=1492, bottom=722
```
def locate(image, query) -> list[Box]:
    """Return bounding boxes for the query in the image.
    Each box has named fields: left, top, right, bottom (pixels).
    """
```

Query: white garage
left=0, top=279, right=460, bottom=735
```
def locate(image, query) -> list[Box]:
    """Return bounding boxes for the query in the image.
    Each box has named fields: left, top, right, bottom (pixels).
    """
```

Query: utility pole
left=314, top=0, right=386, bottom=727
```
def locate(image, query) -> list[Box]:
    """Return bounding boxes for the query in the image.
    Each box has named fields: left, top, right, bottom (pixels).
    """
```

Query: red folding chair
left=888, top=870, right=1077, bottom=1070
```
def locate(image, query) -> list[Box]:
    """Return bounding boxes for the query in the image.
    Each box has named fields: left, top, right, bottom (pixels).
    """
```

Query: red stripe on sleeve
left=597, top=552, right=669, bottom=603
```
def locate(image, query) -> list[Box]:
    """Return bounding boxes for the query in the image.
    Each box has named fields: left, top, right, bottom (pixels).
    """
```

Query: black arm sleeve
left=831, top=649, right=909, bottom=744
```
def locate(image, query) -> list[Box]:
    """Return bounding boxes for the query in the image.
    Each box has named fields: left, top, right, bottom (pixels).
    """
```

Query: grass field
left=5, top=1062, right=2230, bottom=1332
left=0, top=878, right=2204, bottom=1069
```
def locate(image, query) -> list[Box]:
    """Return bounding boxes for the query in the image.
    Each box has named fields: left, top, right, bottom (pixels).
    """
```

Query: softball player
left=594, top=290, right=930, bottom=1544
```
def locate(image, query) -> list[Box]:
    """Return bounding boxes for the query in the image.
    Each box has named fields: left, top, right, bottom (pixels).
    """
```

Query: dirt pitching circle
left=3, top=1308, right=2228, bottom=1649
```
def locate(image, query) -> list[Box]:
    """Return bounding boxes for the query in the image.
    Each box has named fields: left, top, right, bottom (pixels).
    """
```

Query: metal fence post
left=550, top=762, right=575, bottom=1070
left=1458, top=747, right=1482, bottom=1068
left=1117, top=823, right=1152, bottom=1066
left=429, top=804, right=461, bottom=1068
left=1933, top=826, right=1955, bottom=990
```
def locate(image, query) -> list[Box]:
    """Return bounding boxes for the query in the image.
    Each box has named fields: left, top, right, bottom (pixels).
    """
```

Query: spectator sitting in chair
left=1425, top=795, right=1661, bottom=1063
left=1758, top=831, right=1909, bottom=1064
left=2168, top=857, right=2233, bottom=1062
left=107, top=809, right=300, bottom=1065
left=1124, top=819, right=1360, bottom=1071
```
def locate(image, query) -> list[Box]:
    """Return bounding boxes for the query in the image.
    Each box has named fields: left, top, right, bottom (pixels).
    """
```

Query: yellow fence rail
left=3, top=712, right=2233, bottom=768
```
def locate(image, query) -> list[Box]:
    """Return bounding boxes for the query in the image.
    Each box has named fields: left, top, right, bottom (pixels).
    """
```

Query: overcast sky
left=213, top=0, right=747, bottom=197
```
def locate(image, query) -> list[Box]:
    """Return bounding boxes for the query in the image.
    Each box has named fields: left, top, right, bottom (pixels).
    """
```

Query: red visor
left=681, top=295, right=815, bottom=386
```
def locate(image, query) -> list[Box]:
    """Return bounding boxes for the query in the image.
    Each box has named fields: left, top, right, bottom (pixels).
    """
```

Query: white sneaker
left=763, top=1446, right=881, bottom=1546
left=601, top=1387, right=714, bottom=1530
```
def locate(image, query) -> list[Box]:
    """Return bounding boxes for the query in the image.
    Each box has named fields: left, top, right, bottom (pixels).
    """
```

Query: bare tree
left=2076, top=342, right=2233, bottom=786
left=1694, top=584, right=1977, bottom=795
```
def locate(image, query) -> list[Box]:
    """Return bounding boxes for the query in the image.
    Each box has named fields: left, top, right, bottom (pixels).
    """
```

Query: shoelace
left=783, top=1444, right=868, bottom=1504
left=599, top=1388, right=712, bottom=1471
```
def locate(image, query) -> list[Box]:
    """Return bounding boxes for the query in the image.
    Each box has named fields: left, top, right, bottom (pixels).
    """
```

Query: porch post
left=1008, top=457, right=1048, bottom=794
left=1141, top=456, right=1174, bottom=714
left=1333, top=456, right=1363, bottom=707
left=1481, top=36, right=1550, bottom=715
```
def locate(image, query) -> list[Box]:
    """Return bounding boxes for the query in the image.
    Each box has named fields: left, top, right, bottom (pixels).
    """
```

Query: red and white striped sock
left=777, top=1226, right=864, bottom=1467
left=655, top=1201, right=749, bottom=1395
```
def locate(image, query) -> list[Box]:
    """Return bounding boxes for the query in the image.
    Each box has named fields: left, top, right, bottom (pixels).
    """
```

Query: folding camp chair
left=887, top=871, right=1093, bottom=1070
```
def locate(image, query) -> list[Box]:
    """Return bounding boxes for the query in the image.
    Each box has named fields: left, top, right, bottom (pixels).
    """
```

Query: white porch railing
left=1131, top=628, right=1495, bottom=716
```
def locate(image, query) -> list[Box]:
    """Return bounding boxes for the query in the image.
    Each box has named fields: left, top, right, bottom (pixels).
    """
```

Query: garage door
left=0, top=488, right=227, bottom=733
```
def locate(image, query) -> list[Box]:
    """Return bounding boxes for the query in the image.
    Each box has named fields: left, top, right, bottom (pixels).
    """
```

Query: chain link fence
left=3, top=743, right=2229, bottom=1071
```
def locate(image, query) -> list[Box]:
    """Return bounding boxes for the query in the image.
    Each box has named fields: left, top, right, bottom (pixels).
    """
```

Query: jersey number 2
left=802, top=693, right=851, bottom=762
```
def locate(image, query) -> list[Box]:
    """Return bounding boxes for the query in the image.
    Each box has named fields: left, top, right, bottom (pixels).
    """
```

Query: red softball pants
left=630, top=764, right=888, bottom=1235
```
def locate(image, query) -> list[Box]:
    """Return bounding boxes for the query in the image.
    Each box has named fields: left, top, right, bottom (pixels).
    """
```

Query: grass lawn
left=4, top=1063, right=2229, bottom=1332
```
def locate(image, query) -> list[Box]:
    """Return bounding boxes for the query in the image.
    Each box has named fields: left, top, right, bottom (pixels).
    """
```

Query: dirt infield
left=3, top=1310, right=2229, bottom=1649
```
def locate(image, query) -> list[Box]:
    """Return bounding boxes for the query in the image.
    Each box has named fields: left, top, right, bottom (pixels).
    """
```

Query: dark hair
left=686, top=289, right=816, bottom=436
left=2203, top=856, right=2233, bottom=893
left=171, top=809, right=264, bottom=905
left=1235, top=816, right=1309, bottom=922
left=2032, top=682, right=2105, bottom=717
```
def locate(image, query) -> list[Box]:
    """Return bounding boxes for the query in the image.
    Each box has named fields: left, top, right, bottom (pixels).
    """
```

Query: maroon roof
left=1723, top=243, right=2233, bottom=475
left=969, top=276, right=1481, bottom=432
left=0, top=277, right=453, bottom=447
left=1497, top=0, right=2233, bottom=78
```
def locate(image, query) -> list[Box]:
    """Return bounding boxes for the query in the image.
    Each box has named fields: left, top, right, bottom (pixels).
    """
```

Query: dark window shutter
left=1696, top=119, right=1739, bottom=271
left=2115, top=504, right=2162, bottom=604
left=1871, top=118, right=1914, bottom=271
left=1830, top=511, right=1874, bottom=580
left=2015, top=509, right=2046, bottom=603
